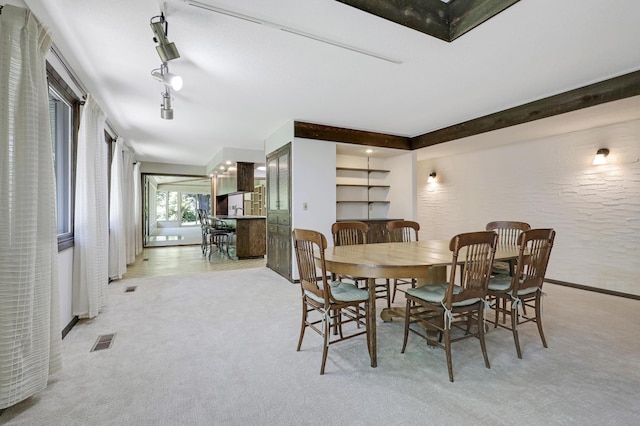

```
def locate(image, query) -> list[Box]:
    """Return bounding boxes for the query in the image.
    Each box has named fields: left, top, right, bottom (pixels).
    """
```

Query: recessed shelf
left=336, top=201, right=390, bottom=204
left=336, top=184, right=390, bottom=188
left=336, top=167, right=389, bottom=173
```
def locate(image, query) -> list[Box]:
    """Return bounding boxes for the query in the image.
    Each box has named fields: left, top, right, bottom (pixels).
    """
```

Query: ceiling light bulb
left=165, top=73, right=183, bottom=91
left=152, top=69, right=183, bottom=91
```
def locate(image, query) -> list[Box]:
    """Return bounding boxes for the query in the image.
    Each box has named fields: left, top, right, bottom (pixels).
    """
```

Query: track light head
left=151, top=66, right=183, bottom=91
left=161, top=90, right=173, bottom=120
left=150, top=15, right=180, bottom=62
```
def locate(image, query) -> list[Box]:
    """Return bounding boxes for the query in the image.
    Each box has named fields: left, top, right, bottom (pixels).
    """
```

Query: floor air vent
left=125, top=286, right=137, bottom=293
left=91, top=333, right=116, bottom=352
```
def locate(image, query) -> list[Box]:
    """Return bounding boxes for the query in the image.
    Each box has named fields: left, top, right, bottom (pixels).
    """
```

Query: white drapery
left=0, top=5, right=62, bottom=409
left=123, top=149, right=137, bottom=264
left=73, top=94, right=109, bottom=318
left=109, top=138, right=139, bottom=279
left=133, top=162, right=143, bottom=256
left=108, top=137, right=126, bottom=279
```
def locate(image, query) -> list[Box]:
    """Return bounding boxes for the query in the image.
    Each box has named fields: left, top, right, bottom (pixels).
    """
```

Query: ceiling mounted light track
left=182, top=0, right=402, bottom=64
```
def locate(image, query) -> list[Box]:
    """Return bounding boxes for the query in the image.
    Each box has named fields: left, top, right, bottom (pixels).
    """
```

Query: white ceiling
left=19, top=0, right=640, bottom=166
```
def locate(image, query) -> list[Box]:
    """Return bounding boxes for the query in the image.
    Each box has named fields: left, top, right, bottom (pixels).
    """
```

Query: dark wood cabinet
left=266, top=144, right=292, bottom=280
left=235, top=218, right=266, bottom=258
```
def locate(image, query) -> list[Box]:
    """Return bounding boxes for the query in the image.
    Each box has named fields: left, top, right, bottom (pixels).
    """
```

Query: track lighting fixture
left=150, top=13, right=180, bottom=62
left=160, top=88, right=173, bottom=120
left=151, top=63, right=183, bottom=91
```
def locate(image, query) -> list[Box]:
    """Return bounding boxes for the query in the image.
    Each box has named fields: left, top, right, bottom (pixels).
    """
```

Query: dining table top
left=322, top=240, right=519, bottom=279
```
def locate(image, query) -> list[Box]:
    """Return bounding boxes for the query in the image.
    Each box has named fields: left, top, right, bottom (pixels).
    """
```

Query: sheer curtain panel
left=0, top=5, right=62, bottom=409
left=109, top=137, right=126, bottom=279
left=73, top=94, right=109, bottom=318
left=123, top=148, right=137, bottom=264
left=134, top=162, right=143, bottom=256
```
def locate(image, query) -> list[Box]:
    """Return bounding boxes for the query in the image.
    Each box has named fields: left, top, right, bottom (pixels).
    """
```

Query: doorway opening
left=143, top=174, right=211, bottom=247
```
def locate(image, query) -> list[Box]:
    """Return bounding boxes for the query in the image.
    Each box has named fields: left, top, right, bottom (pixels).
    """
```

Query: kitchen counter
left=215, top=215, right=266, bottom=220
left=212, top=215, right=266, bottom=259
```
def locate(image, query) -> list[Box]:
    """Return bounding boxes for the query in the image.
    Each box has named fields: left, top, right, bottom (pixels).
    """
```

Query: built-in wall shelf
left=336, top=184, right=390, bottom=189
left=336, top=165, right=390, bottom=220
left=336, top=167, right=389, bottom=173
left=336, top=200, right=390, bottom=204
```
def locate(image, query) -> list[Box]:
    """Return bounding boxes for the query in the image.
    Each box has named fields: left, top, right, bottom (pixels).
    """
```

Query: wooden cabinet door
left=266, top=144, right=292, bottom=280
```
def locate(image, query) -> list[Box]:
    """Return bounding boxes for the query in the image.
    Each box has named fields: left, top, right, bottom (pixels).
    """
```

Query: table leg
left=368, top=277, right=377, bottom=368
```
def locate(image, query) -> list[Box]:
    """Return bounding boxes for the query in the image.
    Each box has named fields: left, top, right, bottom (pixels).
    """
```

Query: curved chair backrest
left=331, top=221, right=368, bottom=246
left=512, top=228, right=556, bottom=295
left=387, top=220, right=419, bottom=242
left=446, top=231, right=498, bottom=307
left=486, top=221, right=531, bottom=246
left=292, top=228, right=330, bottom=306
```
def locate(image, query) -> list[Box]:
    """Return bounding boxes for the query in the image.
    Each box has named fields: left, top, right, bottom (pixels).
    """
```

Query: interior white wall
left=291, top=138, right=337, bottom=280
left=386, top=151, right=417, bottom=221
left=140, top=162, right=205, bottom=176
left=265, top=120, right=294, bottom=155
left=416, top=118, right=640, bottom=296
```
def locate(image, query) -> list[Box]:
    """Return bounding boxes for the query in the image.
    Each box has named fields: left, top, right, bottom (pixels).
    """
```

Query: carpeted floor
left=2, top=268, right=639, bottom=425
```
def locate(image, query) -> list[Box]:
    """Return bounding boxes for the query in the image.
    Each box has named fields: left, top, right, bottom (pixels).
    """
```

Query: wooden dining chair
left=292, top=228, right=370, bottom=375
left=401, top=231, right=498, bottom=382
left=487, top=228, right=556, bottom=359
left=486, top=221, right=531, bottom=276
left=332, top=221, right=391, bottom=308
left=387, top=220, right=420, bottom=302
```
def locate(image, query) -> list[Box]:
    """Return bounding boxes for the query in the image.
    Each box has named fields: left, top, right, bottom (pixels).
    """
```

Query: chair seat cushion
left=406, top=284, right=480, bottom=307
left=488, top=274, right=512, bottom=291
left=329, top=280, right=368, bottom=302
left=304, top=281, right=368, bottom=304
left=489, top=275, right=541, bottom=296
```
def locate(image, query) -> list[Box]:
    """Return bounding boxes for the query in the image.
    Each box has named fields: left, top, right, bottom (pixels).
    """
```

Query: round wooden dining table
left=322, top=240, right=519, bottom=368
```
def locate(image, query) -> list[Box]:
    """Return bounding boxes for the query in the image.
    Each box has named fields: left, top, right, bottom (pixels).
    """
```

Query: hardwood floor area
left=123, top=244, right=266, bottom=279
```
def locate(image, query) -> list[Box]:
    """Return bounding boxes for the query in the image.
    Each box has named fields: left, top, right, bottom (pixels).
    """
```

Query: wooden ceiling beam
left=296, top=71, right=640, bottom=152
left=411, top=70, right=640, bottom=149
left=336, top=0, right=521, bottom=42
left=449, top=0, right=521, bottom=41
left=294, top=121, right=412, bottom=150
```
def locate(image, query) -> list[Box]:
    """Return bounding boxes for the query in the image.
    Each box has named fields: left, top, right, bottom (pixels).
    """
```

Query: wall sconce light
left=428, top=172, right=437, bottom=183
left=592, top=148, right=609, bottom=165
left=151, top=63, right=183, bottom=91
left=150, top=14, right=180, bottom=62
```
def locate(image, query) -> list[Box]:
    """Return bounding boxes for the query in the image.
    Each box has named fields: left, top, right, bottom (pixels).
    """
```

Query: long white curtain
left=73, top=94, right=109, bottom=318
left=108, top=137, right=126, bottom=279
left=123, top=149, right=137, bottom=264
left=134, top=162, right=143, bottom=256
left=0, top=5, right=62, bottom=409
left=109, top=139, right=139, bottom=279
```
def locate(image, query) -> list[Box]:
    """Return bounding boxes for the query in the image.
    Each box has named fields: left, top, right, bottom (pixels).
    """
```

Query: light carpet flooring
left=1, top=268, right=639, bottom=425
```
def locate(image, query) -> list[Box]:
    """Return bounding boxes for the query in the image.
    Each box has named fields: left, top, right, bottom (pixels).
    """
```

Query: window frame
left=47, top=63, right=81, bottom=251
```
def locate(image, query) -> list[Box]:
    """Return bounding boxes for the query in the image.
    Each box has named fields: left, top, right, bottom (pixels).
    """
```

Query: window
left=47, top=64, right=80, bottom=251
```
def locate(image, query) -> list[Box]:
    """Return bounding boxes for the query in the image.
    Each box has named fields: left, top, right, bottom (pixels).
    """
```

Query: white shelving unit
left=336, top=164, right=390, bottom=220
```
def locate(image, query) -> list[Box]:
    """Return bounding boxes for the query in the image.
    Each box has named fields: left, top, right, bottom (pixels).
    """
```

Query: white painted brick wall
left=417, top=119, right=640, bottom=295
